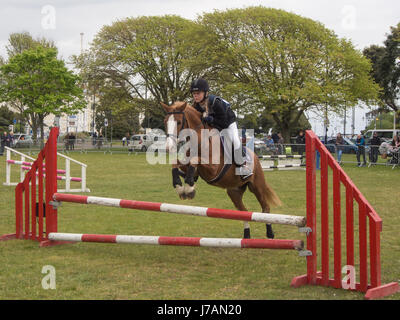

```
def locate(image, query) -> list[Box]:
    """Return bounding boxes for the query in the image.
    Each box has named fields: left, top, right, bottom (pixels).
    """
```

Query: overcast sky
left=1, top=0, right=399, bottom=135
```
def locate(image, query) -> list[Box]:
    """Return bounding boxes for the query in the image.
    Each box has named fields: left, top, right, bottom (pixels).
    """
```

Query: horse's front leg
left=172, top=165, right=186, bottom=200
left=183, top=161, right=198, bottom=200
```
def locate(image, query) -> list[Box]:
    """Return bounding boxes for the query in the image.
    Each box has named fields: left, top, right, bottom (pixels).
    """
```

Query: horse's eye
left=177, top=121, right=181, bottom=125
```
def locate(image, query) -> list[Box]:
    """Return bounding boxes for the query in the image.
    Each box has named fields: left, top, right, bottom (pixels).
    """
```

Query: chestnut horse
left=161, top=101, right=281, bottom=239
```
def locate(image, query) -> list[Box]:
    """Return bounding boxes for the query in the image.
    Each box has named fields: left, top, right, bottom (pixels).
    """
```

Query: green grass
left=0, top=152, right=399, bottom=300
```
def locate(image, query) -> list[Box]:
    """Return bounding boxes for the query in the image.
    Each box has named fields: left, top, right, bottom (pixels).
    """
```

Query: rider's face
left=192, top=91, right=205, bottom=103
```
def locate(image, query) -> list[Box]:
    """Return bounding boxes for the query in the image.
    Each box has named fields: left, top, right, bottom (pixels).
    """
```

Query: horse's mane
left=171, top=101, right=202, bottom=119
left=185, top=103, right=202, bottom=119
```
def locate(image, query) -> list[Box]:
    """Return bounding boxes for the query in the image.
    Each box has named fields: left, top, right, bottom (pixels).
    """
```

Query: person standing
left=369, top=132, right=381, bottom=164
left=1, top=131, right=8, bottom=155
left=8, top=132, right=14, bottom=148
left=355, top=134, right=366, bottom=167
left=335, top=133, right=344, bottom=164
left=296, top=130, right=306, bottom=156
left=277, top=132, right=285, bottom=155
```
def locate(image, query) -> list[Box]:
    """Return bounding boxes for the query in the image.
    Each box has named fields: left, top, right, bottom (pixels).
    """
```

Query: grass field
left=0, top=151, right=399, bottom=300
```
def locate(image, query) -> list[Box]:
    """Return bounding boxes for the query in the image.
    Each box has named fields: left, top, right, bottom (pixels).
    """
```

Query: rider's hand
left=204, top=116, right=213, bottom=124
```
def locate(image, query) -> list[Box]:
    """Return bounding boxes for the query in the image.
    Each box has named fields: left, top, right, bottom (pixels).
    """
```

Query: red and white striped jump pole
left=52, top=193, right=306, bottom=227
left=47, top=233, right=304, bottom=250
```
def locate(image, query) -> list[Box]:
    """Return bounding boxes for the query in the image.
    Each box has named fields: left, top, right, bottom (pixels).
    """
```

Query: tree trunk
left=39, top=114, right=45, bottom=149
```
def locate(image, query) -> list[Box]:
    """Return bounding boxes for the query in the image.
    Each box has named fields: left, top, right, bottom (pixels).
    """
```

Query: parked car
left=363, top=129, right=400, bottom=144
left=130, top=134, right=153, bottom=152
left=149, top=135, right=167, bottom=153
left=12, top=134, right=34, bottom=148
left=325, top=137, right=369, bottom=154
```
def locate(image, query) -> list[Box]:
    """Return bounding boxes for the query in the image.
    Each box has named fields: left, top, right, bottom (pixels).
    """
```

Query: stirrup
left=237, top=163, right=253, bottom=180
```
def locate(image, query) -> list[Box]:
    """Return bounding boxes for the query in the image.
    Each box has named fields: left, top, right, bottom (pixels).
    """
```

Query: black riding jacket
left=193, top=95, right=236, bottom=130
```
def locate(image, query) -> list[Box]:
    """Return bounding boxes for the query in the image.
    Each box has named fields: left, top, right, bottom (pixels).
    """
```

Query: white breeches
left=226, top=122, right=242, bottom=152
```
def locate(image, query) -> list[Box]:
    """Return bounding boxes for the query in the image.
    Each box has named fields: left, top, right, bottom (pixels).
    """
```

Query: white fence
left=3, top=146, right=90, bottom=193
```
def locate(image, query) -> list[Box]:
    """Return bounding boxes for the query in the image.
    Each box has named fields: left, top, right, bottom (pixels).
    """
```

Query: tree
left=74, top=15, right=211, bottom=109
left=363, top=23, right=400, bottom=115
left=94, top=84, right=141, bottom=139
left=200, top=7, right=380, bottom=141
left=0, top=46, right=86, bottom=145
left=0, top=106, right=17, bottom=132
left=0, top=32, right=58, bottom=137
left=5, top=31, right=56, bottom=59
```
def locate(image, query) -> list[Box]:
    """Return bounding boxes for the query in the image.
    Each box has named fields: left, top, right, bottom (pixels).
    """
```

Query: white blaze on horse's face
left=166, top=115, right=177, bottom=152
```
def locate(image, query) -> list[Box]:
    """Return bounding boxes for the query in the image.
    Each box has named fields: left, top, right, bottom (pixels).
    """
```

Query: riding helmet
left=190, top=78, right=209, bottom=93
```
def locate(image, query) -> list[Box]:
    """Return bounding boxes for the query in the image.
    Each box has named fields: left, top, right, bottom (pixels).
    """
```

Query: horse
left=160, top=101, right=281, bottom=239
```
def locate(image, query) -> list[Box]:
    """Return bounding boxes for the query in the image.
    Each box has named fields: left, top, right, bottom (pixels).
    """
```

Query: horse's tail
left=263, top=179, right=282, bottom=208
left=251, top=151, right=282, bottom=208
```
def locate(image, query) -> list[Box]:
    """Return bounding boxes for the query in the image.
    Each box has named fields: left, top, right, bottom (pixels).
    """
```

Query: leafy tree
left=363, top=23, right=400, bottom=115
left=0, top=32, right=57, bottom=137
left=365, top=111, right=397, bottom=130
left=0, top=106, right=17, bottom=132
left=0, top=46, right=86, bottom=145
left=74, top=15, right=210, bottom=108
left=5, top=31, right=56, bottom=58
left=94, top=85, right=141, bottom=139
left=200, top=7, right=380, bottom=141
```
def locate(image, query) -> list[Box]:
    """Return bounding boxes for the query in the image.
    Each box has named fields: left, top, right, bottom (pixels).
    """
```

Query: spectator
left=296, top=130, right=306, bottom=156
left=97, top=133, right=103, bottom=149
left=70, top=133, right=76, bottom=150
left=122, top=136, right=127, bottom=146
left=277, top=133, right=285, bottom=154
left=390, top=135, right=400, bottom=164
left=265, top=135, right=274, bottom=147
left=271, top=132, right=279, bottom=144
left=8, top=132, right=14, bottom=147
left=335, top=133, right=344, bottom=164
left=355, top=134, right=366, bottom=167
left=92, top=131, right=97, bottom=146
left=369, top=132, right=381, bottom=164
left=64, top=134, right=70, bottom=151
left=1, top=131, right=8, bottom=155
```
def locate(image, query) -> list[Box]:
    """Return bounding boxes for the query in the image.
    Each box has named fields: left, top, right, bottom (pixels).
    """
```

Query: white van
left=364, top=129, right=400, bottom=143
left=130, top=134, right=153, bottom=152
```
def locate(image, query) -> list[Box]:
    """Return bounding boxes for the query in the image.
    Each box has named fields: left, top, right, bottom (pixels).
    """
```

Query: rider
left=190, top=78, right=252, bottom=179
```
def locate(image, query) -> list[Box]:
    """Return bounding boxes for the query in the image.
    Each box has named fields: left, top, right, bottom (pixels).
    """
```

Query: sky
left=1, top=0, right=399, bottom=136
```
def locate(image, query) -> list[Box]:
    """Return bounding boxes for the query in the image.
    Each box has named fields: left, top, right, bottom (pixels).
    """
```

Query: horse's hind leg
left=226, top=185, right=251, bottom=239
left=247, top=180, right=275, bottom=239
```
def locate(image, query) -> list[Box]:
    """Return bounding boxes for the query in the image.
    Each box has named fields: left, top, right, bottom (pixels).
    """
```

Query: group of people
left=334, top=131, right=399, bottom=167
left=1, top=131, right=14, bottom=155
left=63, top=133, right=76, bottom=151
left=262, top=132, right=286, bottom=154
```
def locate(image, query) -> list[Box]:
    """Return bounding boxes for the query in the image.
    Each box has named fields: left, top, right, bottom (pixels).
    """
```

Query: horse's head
left=160, top=101, right=188, bottom=152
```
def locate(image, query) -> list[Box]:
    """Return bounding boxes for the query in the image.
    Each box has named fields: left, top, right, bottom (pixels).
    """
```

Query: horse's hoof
left=266, top=224, right=274, bottom=239
left=179, top=194, right=187, bottom=200
left=184, top=184, right=196, bottom=199
left=244, top=228, right=251, bottom=239
left=186, top=190, right=196, bottom=199
left=175, top=185, right=186, bottom=199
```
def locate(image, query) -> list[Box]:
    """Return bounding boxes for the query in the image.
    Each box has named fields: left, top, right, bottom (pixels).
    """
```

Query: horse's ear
left=177, top=102, right=187, bottom=112
left=160, top=102, right=170, bottom=113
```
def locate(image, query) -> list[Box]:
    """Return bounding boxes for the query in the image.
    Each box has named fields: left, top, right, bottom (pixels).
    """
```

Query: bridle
left=166, top=108, right=207, bottom=140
